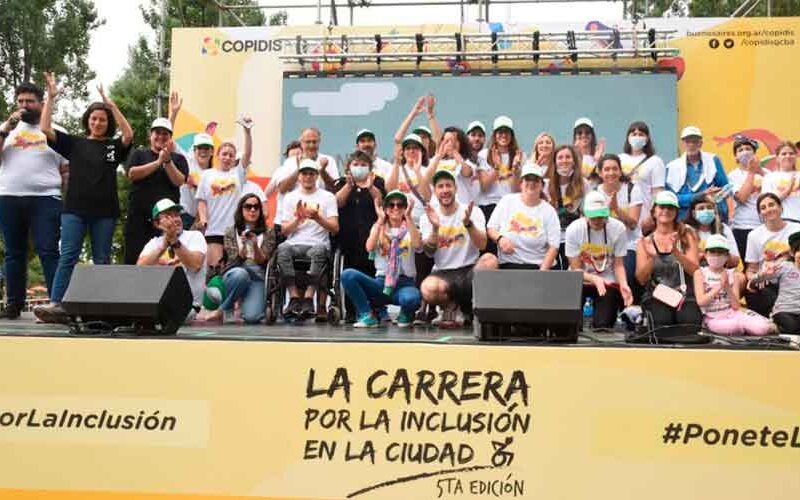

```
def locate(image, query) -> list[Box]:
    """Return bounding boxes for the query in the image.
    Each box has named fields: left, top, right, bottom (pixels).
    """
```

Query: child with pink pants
left=694, top=234, right=773, bottom=336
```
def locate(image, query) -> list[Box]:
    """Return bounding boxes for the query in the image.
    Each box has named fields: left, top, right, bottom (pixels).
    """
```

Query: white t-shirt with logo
left=140, top=230, right=207, bottom=306
left=487, top=193, right=561, bottom=265
left=196, top=166, right=246, bottom=236
left=420, top=203, right=486, bottom=271
left=565, top=217, right=628, bottom=283
left=179, top=157, right=206, bottom=217
left=594, top=183, right=644, bottom=252
left=762, top=171, right=800, bottom=221
left=274, top=153, right=338, bottom=224
left=372, top=156, right=394, bottom=180
left=745, top=221, right=800, bottom=266
left=580, top=153, right=597, bottom=181
left=0, top=121, right=64, bottom=197
left=476, top=150, right=526, bottom=206
left=279, top=188, right=338, bottom=248
left=697, top=225, right=740, bottom=259
left=727, top=167, right=763, bottom=230
left=618, top=153, right=666, bottom=221
left=373, top=228, right=417, bottom=278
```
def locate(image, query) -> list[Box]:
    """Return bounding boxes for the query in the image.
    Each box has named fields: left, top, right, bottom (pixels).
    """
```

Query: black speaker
left=62, top=265, right=193, bottom=335
left=473, top=270, right=583, bottom=342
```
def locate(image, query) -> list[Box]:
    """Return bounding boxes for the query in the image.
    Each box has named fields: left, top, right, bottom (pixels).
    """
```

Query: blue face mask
left=694, top=209, right=716, bottom=225
left=350, top=165, right=370, bottom=180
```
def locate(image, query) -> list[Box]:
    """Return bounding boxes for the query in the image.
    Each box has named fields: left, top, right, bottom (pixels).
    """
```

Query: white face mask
left=556, top=165, right=574, bottom=177
left=628, top=135, right=648, bottom=151
left=350, top=165, right=370, bottom=180
left=706, top=254, right=727, bottom=269
left=736, top=150, right=754, bottom=166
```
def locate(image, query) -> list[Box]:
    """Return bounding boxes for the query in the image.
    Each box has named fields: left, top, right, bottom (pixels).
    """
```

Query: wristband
left=464, top=220, right=473, bottom=229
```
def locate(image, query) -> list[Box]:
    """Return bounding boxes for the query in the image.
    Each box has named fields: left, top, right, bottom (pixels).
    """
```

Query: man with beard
left=466, top=121, right=486, bottom=158
left=123, top=118, right=189, bottom=264
left=0, top=83, right=68, bottom=318
left=354, top=128, right=393, bottom=179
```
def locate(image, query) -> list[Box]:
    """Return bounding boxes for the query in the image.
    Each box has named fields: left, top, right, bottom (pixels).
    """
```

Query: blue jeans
left=0, top=196, right=62, bottom=305
left=219, top=266, right=265, bottom=324
left=341, top=269, right=420, bottom=316
left=50, top=213, right=117, bottom=303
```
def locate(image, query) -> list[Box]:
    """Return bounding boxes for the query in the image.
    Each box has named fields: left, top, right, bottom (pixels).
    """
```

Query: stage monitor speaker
left=473, top=270, right=583, bottom=342
left=62, top=265, right=193, bottom=335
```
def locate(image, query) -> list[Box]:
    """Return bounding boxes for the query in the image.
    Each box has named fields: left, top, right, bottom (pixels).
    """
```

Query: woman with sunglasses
left=341, top=190, right=422, bottom=328
left=204, top=194, right=276, bottom=323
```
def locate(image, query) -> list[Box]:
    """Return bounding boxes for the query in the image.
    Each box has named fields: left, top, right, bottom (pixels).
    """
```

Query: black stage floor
left=1, top=313, right=797, bottom=350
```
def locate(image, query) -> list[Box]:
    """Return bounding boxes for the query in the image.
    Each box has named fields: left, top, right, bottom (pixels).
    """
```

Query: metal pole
left=767, top=0, right=772, bottom=16
left=316, top=0, right=323, bottom=23
left=158, top=0, right=167, bottom=116
left=485, top=0, right=490, bottom=23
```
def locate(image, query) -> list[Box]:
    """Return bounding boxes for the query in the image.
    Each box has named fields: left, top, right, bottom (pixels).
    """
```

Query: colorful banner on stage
left=1, top=337, right=800, bottom=499
left=170, top=17, right=800, bottom=180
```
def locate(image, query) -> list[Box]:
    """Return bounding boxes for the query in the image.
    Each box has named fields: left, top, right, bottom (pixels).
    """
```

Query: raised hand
left=405, top=198, right=415, bottom=220
left=295, top=200, right=307, bottom=222
left=462, top=201, right=474, bottom=227
left=413, top=96, right=426, bottom=115
left=304, top=202, right=320, bottom=221
left=44, top=72, right=59, bottom=97
left=97, top=84, right=112, bottom=106
left=595, top=138, right=606, bottom=160
left=374, top=198, right=386, bottom=226
left=5, top=109, right=22, bottom=128
left=512, top=149, right=523, bottom=168
left=169, top=91, right=183, bottom=117
left=158, top=147, right=171, bottom=164
left=643, top=237, right=658, bottom=258
left=345, top=171, right=354, bottom=187
left=237, top=114, right=254, bottom=129
left=424, top=204, right=440, bottom=229
left=425, top=94, right=436, bottom=116
left=365, top=171, right=375, bottom=190
left=319, top=157, right=329, bottom=170
left=668, top=232, right=680, bottom=253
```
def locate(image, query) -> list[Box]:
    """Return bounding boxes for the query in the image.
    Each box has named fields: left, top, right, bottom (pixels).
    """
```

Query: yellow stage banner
left=1, top=337, right=799, bottom=499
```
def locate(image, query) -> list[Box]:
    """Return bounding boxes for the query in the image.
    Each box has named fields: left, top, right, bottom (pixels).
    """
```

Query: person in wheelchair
left=341, top=190, right=422, bottom=328
left=277, top=159, right=339, bottom=319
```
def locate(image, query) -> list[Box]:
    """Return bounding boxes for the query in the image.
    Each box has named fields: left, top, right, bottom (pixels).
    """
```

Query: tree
left=629, top=0, right=800, bottom=18
left=0, top=0, right=102, bottom=118
left=269, top=10, right=289, bottom=26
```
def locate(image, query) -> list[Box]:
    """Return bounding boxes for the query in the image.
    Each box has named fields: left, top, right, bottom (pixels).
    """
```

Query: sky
left=87, top=0, right=625, bottom=93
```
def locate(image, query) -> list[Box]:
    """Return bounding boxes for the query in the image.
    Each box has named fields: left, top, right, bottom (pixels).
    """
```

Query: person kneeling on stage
left=341, top=190, right=422, bottom=328
left=477, top=164, right=560, bottom=270
left=748, top=231, right=800, bottom=334
left=137, top=199, right=207, bottom=321
left=277, top=159, right=339, bottom=320
left=420, top=168, right=488, bottom=328
left=565, top=191, right=633, bottom=329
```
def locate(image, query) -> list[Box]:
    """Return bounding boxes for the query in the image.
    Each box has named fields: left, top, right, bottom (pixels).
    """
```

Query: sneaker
left=377, top=307, right=391, bottom=323
left=396, top=312, right=414, bottom=328
left=299, top=298, right=315, bottom=320
left=283, top=298, right=301, bottom=318
left=353, top=313, right=379, bottom=328
left=413, top=309, right=430, bottom=326
left=33, top=303, right=69, bottom=324
left=0, top=303, right=22, bottom=320
left=436, top=304, right=461, bottom=329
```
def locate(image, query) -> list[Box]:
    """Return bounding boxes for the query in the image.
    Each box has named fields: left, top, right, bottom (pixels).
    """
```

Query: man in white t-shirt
left=276, top=127, right=338, bottom=196
left=419, top=168, right=487, bottom=327
left=277, top=159, right=340, bottom=320
left=466, top=121, right=486, bottom=158
left=565, top=191, right=633, bottom=328
left=137, top=199, right=208, bottom=319
left=355, top=128, right=393, bottom=179
left=0, top=82, right=68, bottom=318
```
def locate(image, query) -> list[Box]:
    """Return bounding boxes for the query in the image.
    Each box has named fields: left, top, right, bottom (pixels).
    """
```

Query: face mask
left=628, top=135, right=647, bottom=151
left=20, top=108, right=40, bottom=124
left=556, top=166, right=574, bottom=177
left=736, top=150, right=754, bottom=166
left=694, top=209, right=716, bottom=225
left=706, top=254, right=727, bottom=269
left=350, top=166, right=369, bottom=180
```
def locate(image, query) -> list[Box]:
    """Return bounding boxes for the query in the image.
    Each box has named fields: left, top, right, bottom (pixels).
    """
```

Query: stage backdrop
left=170, top=17, right=800, bottom=180
left=0, top=337, right=799, bottom=499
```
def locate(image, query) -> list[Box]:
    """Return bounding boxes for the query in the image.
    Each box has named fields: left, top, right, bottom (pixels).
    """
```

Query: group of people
left=2, top=83, right=800, bottom=336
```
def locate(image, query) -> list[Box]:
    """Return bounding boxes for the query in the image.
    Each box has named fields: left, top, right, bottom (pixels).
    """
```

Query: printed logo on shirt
left=210, top=178, right=237, bottom=197
left=379, top=238, right=411, bottom=257
left=188, top=172, right=202, bottom=191
left=11, top=130, right=47, bottom=151
left=753, top=174, right=763, bottom=190
left=621, top=161, right=640, bottom=183
left=763, top=240, right=790, bottom=261
left=774, top=173, right=797, bottom=196
left=437, top=225, right=467, bottom=249
left=295, top=202, right=321, bottom=225
left=508, top=212, right=543, bottom=237
left=439, top=159, right=458, bottom=172
left=105, top=144, right=117, bottom=163
left=579, top=242, right=612, bottom=264
left=497, top=162, right=514, bottom=183
left=158, top=247, right=181, bottom=267
left=581, top=160, right=595, bottom=179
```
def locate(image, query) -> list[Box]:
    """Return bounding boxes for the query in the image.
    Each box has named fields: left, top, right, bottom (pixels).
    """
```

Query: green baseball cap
left=151, top=198, right=183, bottom=220
left=384, top=190, right=408, bottom=204
left=432, top=167, right=456, bottom=185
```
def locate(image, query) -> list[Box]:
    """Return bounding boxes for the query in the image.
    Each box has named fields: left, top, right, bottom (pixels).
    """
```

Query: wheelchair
left=263, top=238, right=346, bottom=325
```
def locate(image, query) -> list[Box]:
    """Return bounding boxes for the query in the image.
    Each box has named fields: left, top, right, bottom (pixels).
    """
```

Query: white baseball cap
left=466, top=120, right=486, bottom=134
left=654, top=190, right=680, bottom=208
left=412, top=125, right=432, bottom=137
left=193, top=133, right=214, bottom=148
left=573, top=117, right=594, bottom=130
left=705, top=234, right=730, bottom=252
left=355, top=128, right=375, bottom=141
left=298, top=158, right=320, bottom=173
left=150, top=117, right=173, bottom=133
left=493, top=115, right=514, bottom=132
left=402, top=133, right=424, bottom=149
left=681, top=126, right=703, bottom=139
left=583, top=190, right=610, bottom=218
left=519, top=163, right=545, bottom=179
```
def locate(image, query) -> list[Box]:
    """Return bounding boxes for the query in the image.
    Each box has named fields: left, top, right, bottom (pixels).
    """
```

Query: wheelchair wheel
left=327, top=306, right=341, bottom=325
left=265, top=305, right=276, bottom=325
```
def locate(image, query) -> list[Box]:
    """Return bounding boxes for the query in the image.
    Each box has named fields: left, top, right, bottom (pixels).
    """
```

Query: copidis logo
left=201, top=36, right=221, bottom=56
left=201, top=34, right=282, bottom=55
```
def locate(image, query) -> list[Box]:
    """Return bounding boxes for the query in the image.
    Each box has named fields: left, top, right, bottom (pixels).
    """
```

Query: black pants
left=553, top=242, right=569, bottom=270
left=773, top=312, right=800, bottom=334
left=745, top=284, right=778, bottom=318
left=124, top=211, right=158, bottom=265
left=479, top=204, right=497, bottom=255
left=644, top=297, right=703, bottom=336
left=731, top=228, right=751, bottom=265
left=583, top=285, right=623, bottom=329
left=415, top=252, right=435, bottom=288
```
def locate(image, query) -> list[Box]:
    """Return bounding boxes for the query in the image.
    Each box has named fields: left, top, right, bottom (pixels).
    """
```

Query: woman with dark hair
left=727, top=135, right=763, bottom=259
left=204, top=193, right=276, bottom=323
left=573, top=117, right=605, bottom=186
left=635, top=191, right=702, bottom=337
left=744, top=192, right=800, bottom=316
left=386, top=133, right=431, bottom=226
left=34, top=73, right=133, bottom=323
left=395, top=96, right=441, bottom=160
left=684, top=194, right=740, bottom=268
left=762, top=141, right=800, bottom=223
left=546, top=145, right=589, bottom=269
left=423, top=126, right=476, bottom=204
left=618, top=121, right=665, bottom=228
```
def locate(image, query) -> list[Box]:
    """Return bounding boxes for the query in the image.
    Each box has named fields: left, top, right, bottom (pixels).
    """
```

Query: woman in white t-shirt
left=573, top=117, right=605, bottom=187
left=727, top=135, right=765, bottom=259
left=341, top=190, right=422, bottom=329
left=179, top=133, right=214, bottom=229
left=762, top=141, right=800, bottom=222
left=529, top=132, right=556, bottom=177
left=478, top=164, right=560, bottom=270
left=196, top=126, right=251, bottom=269
left=545, top=144, right=589, bottom=270
left=423, top=127, right=476, bottom=204
left=744, top=192, right=800, bottom=317
left=595, top=153, right=643, bottom=296
left=618, top=121, right=665, bottom=231
left=684, top=194, right=740, bottom=269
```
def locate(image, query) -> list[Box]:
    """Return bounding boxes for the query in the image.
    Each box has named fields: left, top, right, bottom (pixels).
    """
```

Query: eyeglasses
left=386, top=202, right=407, bottom=209
left=242, top=203, right=260, bottom=210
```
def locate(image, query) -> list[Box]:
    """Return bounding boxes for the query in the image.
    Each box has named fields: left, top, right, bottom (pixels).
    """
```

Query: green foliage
left=110, top=37, right=160, bottom=148
left=269, top=10, right=289, bottom=26
left=0, top=0, right=102, bottom=118
left=630, top=0, right=800, bottom=17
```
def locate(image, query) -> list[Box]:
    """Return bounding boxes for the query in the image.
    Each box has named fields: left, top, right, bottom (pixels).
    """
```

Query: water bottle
left=583, top=297, right=594, bottom=319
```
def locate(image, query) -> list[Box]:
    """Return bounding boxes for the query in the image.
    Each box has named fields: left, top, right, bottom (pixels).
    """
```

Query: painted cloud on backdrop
left=292, top=82, right=399, bottom=116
